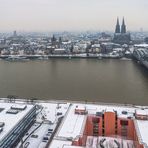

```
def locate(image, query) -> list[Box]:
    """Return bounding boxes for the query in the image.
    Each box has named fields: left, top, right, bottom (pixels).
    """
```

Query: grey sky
left=0, top=0, right=148, bottom=32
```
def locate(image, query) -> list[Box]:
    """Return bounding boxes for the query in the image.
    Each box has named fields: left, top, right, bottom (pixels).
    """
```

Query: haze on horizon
left=0, top=0, right=148, bottom=32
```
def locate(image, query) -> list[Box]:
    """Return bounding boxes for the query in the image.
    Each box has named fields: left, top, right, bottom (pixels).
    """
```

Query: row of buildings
left=0, top=18, right=147, bottom=58
left=0, top=98, right=148, bottom=148
left=50, top=103, right=148, bottom=148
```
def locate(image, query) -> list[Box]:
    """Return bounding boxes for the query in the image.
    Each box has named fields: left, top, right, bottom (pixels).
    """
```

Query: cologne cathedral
left=113, top=17, right=131, bottom=45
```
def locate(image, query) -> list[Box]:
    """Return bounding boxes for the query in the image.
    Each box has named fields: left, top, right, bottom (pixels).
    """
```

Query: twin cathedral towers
left=115, top=17, right=126, bottom=34
left=113, top=17, right=131, bottom=44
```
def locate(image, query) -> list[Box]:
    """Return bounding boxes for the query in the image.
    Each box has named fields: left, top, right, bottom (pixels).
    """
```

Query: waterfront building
left=100, top=42, right=114, bottom=53
left=0, top=102, right=36, bottom=148
left=0, top=99, right=147, bottom=148
left=50, top=104, right=148, bottom=148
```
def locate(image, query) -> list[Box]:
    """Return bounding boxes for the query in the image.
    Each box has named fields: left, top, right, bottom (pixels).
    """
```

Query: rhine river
left=0, top=59, right=148, bottom=105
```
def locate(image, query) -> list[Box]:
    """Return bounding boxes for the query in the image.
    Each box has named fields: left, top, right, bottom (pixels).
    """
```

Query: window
left=0, top=108, right=4, bottom=112
left=120, top=120, right=128, bottom=126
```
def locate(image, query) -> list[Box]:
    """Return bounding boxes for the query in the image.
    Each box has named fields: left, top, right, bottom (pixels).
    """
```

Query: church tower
left=121, top=17, right=126, bottom=33
left=115, top=17, right=120, bottom=33
left=113, top=17, right=131, bottom=44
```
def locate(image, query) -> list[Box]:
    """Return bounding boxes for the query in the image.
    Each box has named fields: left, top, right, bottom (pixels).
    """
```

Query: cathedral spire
left=115, top=17, right=120, bottom=33
left=121, top=17, right=126, bottom=33
left=117, top=17, right=119, bottom=25
left=122, top=17, right=125, bottom=25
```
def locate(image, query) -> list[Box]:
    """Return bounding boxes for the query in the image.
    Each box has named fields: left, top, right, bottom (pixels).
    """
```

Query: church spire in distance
left=121, top=17, right=126, bottom=33
left=115, top=17, right=120, bottom=33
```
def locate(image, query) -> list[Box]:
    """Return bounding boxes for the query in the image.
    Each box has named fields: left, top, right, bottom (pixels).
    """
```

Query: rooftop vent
left=135, top=109, right=148, bottom=120
left=0, top=108, right=4, bottom=113
left=122, top=111, right=128, bottom=115
left=75, top=105, right=88, bottom=115
left=6, top=109, right=19, bottom=114
left=11, top=105, right=27, bottom=110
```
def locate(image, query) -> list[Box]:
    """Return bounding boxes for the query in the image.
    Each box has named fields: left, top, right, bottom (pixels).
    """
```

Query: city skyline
left=0, top=0, right=148, bottom=32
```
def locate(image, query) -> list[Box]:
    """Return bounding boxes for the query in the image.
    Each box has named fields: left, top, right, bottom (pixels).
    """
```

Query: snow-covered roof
left=125, top=50, right=131, bottom=54
left=62, top=41, right=71, bottom=44
left=75, top=105, right=86, bottom=110
left=36, top=102, right=69, bottom=123
left=135, top=120, right=148, bottom=147
left=0, top=102, right=34, bottom=141
left=56, top=104, right=87, bottom=139
left=54, top=48, right=66, bottom=51
left=92, top=44, right=100, bottom=48
left=83, top=104, right=135, bottom=119
left=134, top=44, right=148, bottom=48
left=63, top=146, right=83, bottom=148
left=50, top=140, right=72, bottom=148
left=0, top=99, right=147, bottom=148
left=136, top=109, right=148, bottom=116
left=105, top=108, right=115, bottom=113
left=11, top=104, right=27, bottom=110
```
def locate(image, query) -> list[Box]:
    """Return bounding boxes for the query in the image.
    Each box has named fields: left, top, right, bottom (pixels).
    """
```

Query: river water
left=0, top=59, right=148, bottom=105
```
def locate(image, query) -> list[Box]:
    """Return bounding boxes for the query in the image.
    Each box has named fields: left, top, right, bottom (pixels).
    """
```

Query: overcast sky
left=0, top=0, right=148, bottom=32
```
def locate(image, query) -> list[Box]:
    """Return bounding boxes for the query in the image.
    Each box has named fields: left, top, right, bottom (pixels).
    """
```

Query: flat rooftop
left=51, top=103, right=148, bottom=148
left=56, top=104, right=87, bottom=139
left=36, top=102, right=70, bottom=123
left=136, top=109, right=148, bottom=116
left=50, top=140, right=72, bottom=148
left=84, top=104, right=136, bottom=119
left=0, top=99, right=147, bottom=148
left=135, top=120, right=148, bottom=147
left=56, top=103, right=138, bottom=140
left=63, top=146, right=83, bottom=148
left=0, top=102, right=34, bottom=141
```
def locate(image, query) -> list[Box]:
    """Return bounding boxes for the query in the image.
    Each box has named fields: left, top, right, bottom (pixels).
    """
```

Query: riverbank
left=0, top=53, right=124, bottom=61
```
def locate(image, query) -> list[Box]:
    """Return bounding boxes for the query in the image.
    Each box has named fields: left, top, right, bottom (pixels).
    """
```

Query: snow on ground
left=37, top=102, right=70, bottom=123
left=0, top=99, right=148, bottom=148
left=23, top=123, right=51, bottom=148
